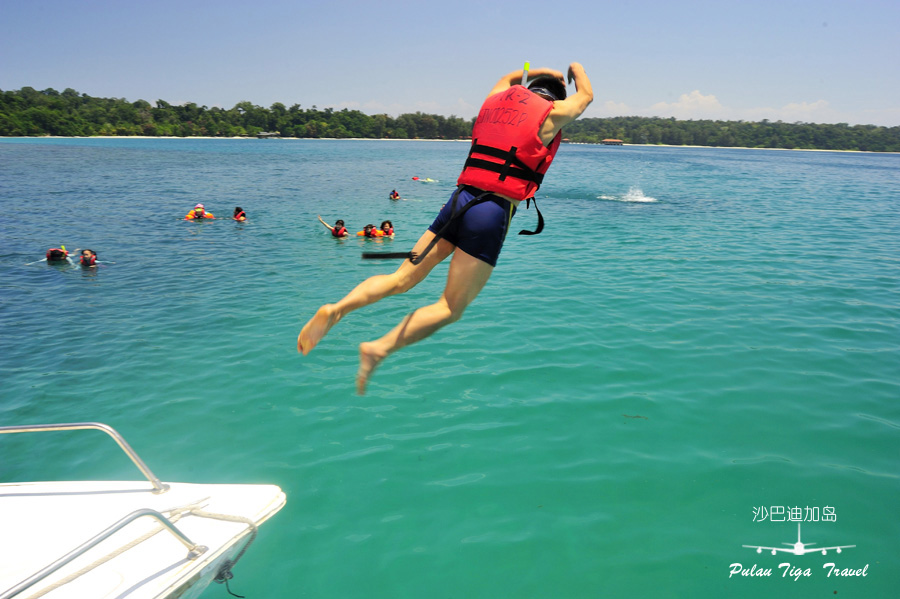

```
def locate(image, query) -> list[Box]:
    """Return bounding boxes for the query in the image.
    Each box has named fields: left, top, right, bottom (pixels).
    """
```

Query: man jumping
left=298, top=63, right=593, bottom=394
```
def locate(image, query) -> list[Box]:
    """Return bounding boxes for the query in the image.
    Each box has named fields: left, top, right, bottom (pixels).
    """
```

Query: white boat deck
left=0, top=480, right=286, bottom=599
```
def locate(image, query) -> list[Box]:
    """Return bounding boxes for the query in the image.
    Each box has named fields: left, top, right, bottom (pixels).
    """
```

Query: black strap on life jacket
left=518, top=197, right=544, bottom=236
left=363, top=185, right=544, bottom=263
left=463, top=140, right=545, bottom=185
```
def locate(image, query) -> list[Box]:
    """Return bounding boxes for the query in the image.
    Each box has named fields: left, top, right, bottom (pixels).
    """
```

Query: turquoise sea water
left=1, top=138, right=898, bottom=598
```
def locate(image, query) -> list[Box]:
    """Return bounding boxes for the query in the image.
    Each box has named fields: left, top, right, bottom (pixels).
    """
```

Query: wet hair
left=527, top=76, right=567, bottom=101
left=335, top=219, right=345, bottom=227
left=381, top=220, right=392, bottom=229
left=234, top=207, right=243, bottom=215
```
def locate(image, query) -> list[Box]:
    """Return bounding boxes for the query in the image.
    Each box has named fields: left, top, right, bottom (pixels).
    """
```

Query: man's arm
left=540, top=63, right=593, bottom=144
left=485, top=67, right=566, bottom=99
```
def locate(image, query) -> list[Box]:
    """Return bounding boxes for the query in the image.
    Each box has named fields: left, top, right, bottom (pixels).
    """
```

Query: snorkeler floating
left=44, top=247, right=72, bottom=264
left=298, top=62, right=593, bottom=394
left=357, top=224, right=379, bottom=238
left=357, top=222, right=395, bottom=238
left=185, top=204, right=215, bottom=220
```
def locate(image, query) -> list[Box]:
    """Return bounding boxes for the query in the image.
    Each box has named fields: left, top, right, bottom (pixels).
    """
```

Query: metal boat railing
left=0, top=422, right=169, bottom=492
left=0, top=509, right=208, bottom=599
left=0, top=422, right=208, bottom=599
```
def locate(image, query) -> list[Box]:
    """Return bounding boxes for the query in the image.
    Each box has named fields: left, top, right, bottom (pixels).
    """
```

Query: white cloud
left=592, top=91, right=886, bottom=125
left=858, top=107, right=900, bottom=127
left=742, top=100, right=838, bottom=124
left=649, top=90, right=727, bottom=120
left=593, top=100, right=632, bottom=117
left=453, top=97, right=477, bottom=118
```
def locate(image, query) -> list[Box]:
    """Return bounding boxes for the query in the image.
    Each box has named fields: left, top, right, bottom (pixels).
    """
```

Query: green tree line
left=0, top=87, right=473, bottom=139
left=2, top=87, right=899, bottom=152
left=562, top=116, right=900, bottom=152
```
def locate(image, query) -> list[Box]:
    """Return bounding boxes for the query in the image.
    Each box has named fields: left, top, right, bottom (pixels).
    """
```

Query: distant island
left=2, top=87, right=898, bottom=152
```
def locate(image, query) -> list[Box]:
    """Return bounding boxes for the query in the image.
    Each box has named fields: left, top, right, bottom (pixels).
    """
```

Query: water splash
left=598, top=186, right=657, bottom=203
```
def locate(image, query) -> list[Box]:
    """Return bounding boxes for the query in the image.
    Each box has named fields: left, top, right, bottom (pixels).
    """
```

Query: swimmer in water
left=185, top=204, right=215, bottom=220
left=233, top=207, right=247, bottom=221
left=79, top=249, right=98, bottom=267
left=357, top=224, right=383, bottom=238
left=29, top=247, right=74, bottom=265
left=319, top=215, right=349, bottom=237
left=298, top=63, right=593, bottom=395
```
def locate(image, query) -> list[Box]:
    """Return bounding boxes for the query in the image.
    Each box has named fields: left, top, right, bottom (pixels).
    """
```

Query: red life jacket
left=46, top=248, right=67, bottom=261
left=457, top=85, right=561, bottom=200
left=80, top=253, right=97, bottom=266
left=332, top=227, right=347, bottom=237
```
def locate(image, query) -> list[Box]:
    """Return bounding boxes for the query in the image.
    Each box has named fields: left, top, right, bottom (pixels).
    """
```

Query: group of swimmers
left=31, top=204, right=248, bottom=268
left=318, top=216, right=394, bottom=238
left=184, top=203, right=247, bottom=221
left=31, top=247, right=101, bottom=268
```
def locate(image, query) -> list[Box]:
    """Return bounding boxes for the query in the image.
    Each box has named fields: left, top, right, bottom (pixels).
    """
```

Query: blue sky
left=2, top=0, right=898, bottom=126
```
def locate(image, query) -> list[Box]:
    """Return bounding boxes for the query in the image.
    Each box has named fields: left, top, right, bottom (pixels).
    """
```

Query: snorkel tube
left=521, top=61, right=530, bottom=86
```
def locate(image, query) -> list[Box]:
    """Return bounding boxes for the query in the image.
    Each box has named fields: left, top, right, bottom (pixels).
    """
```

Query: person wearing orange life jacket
left=380, top=220, right=394, bottom=237
left=318, top=215, right=349, bottom=237
left=233, top=207, right=247, bottom=221
left=298, top=63, right=593, bottom=394
left=185, top=203, right=215, bottom=220
left=357, top=224, right=384, bottom=238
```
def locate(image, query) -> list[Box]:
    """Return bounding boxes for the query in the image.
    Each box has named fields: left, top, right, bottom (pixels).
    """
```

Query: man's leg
left=298, top=229, right=455, bottom=355
left=356, top=247, right=494, bottom=394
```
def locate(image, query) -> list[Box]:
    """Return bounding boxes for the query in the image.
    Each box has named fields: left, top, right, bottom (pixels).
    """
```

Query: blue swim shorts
left=427, top=187, right=517, bottom=267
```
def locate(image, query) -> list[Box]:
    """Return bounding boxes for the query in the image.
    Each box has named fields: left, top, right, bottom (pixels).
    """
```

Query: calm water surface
left=1, top=138, right=898, bottom=598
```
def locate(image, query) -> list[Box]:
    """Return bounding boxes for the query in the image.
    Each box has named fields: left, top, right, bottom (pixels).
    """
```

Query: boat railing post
left=0, top=422, right=169, bottom=493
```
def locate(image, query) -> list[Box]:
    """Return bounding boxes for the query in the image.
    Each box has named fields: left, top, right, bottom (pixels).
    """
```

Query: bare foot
left=297, top=305, right=339, bottom=355
left=356, top=342, right=388, bottom=395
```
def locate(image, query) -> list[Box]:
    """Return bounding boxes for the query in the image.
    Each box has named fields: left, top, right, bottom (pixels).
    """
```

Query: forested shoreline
left=2, top=87, right=899, bottom=152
